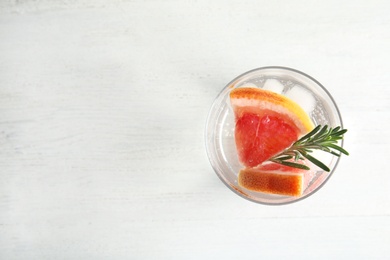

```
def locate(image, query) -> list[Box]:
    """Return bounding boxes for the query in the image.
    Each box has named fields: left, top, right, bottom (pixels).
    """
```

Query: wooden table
left=1, top=1, right=389, bottom=259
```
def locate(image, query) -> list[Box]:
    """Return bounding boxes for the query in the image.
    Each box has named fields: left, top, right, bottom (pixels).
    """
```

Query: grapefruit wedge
left=238, top=162, right=315, bottom=197
left=230, top=87, right=314, bottom=168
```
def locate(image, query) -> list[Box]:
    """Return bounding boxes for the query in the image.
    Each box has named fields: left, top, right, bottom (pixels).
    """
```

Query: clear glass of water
left=205, top=66, right=344, bottom=205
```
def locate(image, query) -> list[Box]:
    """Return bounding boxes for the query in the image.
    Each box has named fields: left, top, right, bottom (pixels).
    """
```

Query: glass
left=205, top=66, right=344, bottom=205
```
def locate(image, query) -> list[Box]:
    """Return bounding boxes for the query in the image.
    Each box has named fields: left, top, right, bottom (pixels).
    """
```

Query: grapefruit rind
left=230, top=87, right=314, bottom=135
left=238, top=163, right=315, bottom=197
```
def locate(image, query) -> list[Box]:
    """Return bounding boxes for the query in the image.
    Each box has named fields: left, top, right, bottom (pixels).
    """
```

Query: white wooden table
left=1, top=1, right=389, bottom=259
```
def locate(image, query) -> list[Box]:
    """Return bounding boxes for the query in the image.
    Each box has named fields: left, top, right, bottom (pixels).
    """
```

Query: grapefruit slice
left=230, top=87, right=314, bottom=167
left=238, top=162, right=315, bottom=197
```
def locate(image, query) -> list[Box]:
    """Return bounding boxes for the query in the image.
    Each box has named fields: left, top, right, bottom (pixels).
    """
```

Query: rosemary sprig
left=269, top=125, right=349, bottom=172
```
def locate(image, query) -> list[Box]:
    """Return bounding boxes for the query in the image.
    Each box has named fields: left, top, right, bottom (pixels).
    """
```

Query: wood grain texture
left=1, top=0, right=389, bottom=259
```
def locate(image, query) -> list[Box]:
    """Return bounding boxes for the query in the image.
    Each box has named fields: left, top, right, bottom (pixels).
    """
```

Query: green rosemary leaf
left=330, top=151, right=341, bottom=157
left=332, top=129, right=348, bottom=136
left=274, top=155, right=294, bottom=161
left=266, top=125, right=348, bottom=171
left=298, top=125, right=321, bottom=142
left=329, top=135, right=343, bottom=141
left=293, top=150, right=305, bottom=161
left=272, top=160, right=310, bottom=170
left=314, top=125, right=328, bottom=139
left=327, top=143, right=350, bottom=155
left=303, top=153, right=331, bottom=172
left=331, top=126, right=341, bottom=133
left=303, top=148, right=313, bottom=153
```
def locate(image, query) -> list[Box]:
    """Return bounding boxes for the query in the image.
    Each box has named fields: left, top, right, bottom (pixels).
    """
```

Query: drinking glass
left=205, top=66, right=344, bottom=205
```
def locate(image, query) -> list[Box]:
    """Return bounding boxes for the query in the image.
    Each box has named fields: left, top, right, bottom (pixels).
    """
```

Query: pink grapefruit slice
left=238, top=162, right=315, bottom=197
left=230, top=87, right=314, bottom=168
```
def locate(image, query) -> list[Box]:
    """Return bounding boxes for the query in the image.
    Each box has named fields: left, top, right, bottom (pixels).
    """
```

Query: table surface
left=1, top=0, right=389, bottom=259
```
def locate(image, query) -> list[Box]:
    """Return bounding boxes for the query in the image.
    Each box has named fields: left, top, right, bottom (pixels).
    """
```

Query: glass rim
left=205, top=66, right=344, bottom=205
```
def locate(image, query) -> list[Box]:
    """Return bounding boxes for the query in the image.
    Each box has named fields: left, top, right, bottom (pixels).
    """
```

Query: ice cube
left=262, top=79, right=284, bottom=94
left=285, top=85, right=316, bottom=114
